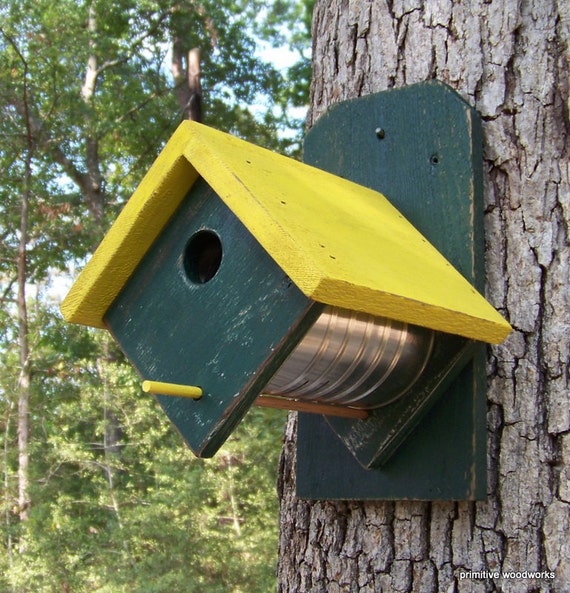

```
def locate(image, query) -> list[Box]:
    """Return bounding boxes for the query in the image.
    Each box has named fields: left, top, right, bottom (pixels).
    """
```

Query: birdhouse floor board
left=104, top=178, right=321, bottom=457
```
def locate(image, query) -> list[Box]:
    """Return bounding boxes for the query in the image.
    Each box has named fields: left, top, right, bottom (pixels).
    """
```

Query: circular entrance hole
left=183, top=230, right=223, bottom=284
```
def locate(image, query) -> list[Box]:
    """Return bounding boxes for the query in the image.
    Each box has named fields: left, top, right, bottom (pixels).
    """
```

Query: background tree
left=0, top=0, right=313, bottom=590
left=277, top=1, right=569, bottom=592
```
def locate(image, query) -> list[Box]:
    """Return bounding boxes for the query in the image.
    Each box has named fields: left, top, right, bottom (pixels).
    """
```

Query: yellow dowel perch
left=142, top=380, right=203, bottom=399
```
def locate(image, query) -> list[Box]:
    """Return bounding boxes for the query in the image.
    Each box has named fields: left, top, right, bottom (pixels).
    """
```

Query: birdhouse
left=61, top=81, right=511, bottom=500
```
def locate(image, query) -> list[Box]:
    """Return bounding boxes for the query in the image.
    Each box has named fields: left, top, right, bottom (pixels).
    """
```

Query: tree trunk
left=171, top=44, right=203, bottom=122
left=277, top=1, right=570, bottom=592
left=17, top=161, right=31, bottom=527
left=80, top=2, right=105, bottom=222
left=12, top=38, right=34, bottom=530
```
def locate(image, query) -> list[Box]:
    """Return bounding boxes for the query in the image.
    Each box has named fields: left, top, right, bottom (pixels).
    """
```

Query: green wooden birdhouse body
left=61, top=81, right=511, bottom=497
left=104, top=178, right=322, bottom=456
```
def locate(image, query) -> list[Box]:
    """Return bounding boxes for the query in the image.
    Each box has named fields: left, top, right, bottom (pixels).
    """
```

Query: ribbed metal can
left=265, top=306, right=434, bottom=409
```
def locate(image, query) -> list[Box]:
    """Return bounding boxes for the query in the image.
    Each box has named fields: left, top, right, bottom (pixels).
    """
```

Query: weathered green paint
left=297, top=351, right=487, bottom=500
left=297, top=81, right=488, bottom=500
left=105, top=178, right=322, bottom=457
left=326, top=334, right=477, bottom=469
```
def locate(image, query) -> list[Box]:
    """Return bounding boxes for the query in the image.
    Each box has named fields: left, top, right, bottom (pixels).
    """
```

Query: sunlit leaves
left=0, top=0, right=310, bottom=590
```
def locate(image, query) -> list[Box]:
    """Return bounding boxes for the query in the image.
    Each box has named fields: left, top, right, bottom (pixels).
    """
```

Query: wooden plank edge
left=256, top=395, right=369, bottom=420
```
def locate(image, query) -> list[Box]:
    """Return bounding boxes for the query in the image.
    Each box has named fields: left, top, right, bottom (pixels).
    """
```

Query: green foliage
left=2, top=311, right=288, bottom=591
left=252, top=0, right=314, bottom=110
left=0, top=0, right=310, bottom=590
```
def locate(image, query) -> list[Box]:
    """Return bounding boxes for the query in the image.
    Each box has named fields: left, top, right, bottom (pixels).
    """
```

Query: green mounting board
left=296, top=81, right=488, bottom=500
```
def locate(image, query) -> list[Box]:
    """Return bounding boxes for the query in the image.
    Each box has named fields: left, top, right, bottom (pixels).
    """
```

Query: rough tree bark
left=277, top=1, right=569, bottom=592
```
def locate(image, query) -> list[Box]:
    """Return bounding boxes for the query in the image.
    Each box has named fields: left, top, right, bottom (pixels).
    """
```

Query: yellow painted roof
left=61, top=121, right=511, bottom=344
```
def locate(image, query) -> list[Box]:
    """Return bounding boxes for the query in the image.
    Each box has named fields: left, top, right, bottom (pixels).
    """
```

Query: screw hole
left=430, top=154, right=440, bottom=166
left=375, top=127, right=385, bottom=140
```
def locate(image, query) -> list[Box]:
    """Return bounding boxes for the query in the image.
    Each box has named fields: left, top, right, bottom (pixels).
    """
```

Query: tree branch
left=96, top=8, right=171, bottom=76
